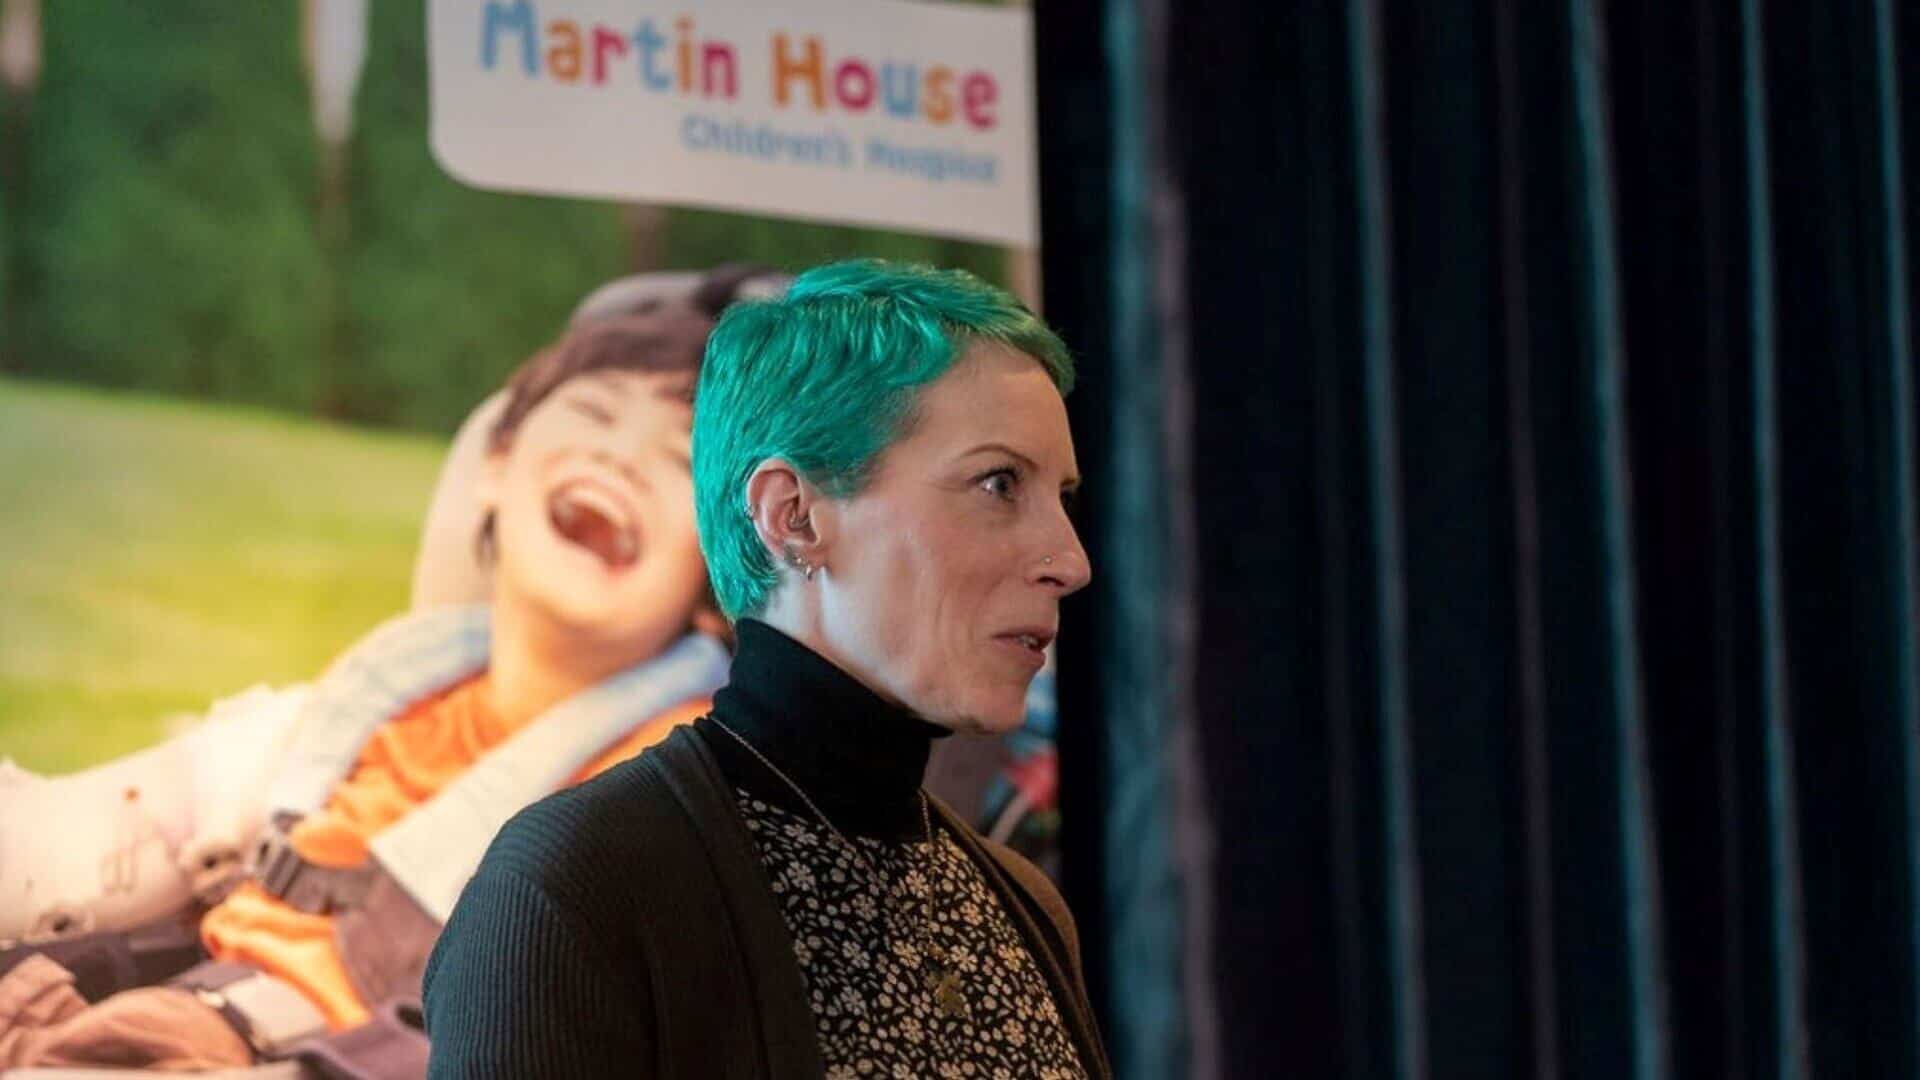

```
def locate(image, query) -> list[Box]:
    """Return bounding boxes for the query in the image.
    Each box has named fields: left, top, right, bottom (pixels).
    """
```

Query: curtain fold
left=1037, top=1, right=1920, bottom=1076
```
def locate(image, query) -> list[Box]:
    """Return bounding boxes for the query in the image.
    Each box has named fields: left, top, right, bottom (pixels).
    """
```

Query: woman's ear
left=744, top=459, right=825, bottom=571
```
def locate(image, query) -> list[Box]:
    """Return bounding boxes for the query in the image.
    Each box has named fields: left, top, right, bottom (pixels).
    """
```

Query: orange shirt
left=200, top=675, right=708, bottom=1029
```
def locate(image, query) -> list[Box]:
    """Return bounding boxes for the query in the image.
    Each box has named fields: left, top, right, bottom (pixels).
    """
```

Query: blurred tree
left=17, top=3, right=330, bottom=410
left=0, top=0, right=38, bottom=371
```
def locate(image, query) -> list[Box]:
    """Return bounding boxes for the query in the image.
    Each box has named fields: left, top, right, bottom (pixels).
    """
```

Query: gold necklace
left=711, top=717, right=967, bottom=1019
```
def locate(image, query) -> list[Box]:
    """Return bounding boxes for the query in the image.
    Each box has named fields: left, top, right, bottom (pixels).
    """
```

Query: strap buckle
left=248, top=816, right=372, bottom=915
left=190, top=971, right=329, bottom=1060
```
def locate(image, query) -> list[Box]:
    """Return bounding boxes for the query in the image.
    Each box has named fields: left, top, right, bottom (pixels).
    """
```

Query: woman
left=424, top=260, right=1108, bottom=1078
left=0, top=306, right=732, bottom=1071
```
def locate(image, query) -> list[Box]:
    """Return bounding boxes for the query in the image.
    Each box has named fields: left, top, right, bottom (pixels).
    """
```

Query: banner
left=1, top=7, right=1062, bottom=1064
left=428, top=0, right=1039, bottom=246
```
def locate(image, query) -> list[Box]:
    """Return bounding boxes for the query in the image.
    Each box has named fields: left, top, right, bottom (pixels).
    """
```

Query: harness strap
left=0, top=919, right=206, bottom=1004
left=270, top=608, right=490, bottom=820
left=174, top=961, right=329, bottom=1061
left=333, top=869, right=440, bottom=1009
left=247, top=815, right=373, bottom=917
left=291, top=997, right=429, bottom=1080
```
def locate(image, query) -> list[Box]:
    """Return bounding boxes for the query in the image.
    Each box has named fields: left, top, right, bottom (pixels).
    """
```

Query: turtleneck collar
left=694, top=619, right=948, bottom=840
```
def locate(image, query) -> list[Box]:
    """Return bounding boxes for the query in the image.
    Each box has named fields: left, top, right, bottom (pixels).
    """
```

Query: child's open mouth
left=548, top=481, right=639, bottom=570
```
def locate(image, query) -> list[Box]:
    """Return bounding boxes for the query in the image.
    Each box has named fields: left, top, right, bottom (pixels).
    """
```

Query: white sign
left=428, top=0, right=1037, bottom=246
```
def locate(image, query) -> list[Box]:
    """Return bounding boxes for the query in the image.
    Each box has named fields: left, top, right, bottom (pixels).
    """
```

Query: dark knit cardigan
left=421, top=714, right=1109, bottom=1077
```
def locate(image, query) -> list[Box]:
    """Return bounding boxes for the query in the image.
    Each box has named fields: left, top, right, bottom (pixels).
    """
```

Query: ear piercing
left=741, top=501, right=808, bottom=532
left=749, top=499, right=817, bottom=580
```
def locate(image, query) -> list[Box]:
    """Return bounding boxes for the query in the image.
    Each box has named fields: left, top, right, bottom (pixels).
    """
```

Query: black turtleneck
left=694, top=623, right=1090, bottom=1079
left=692, top=618, right=949, bottom=842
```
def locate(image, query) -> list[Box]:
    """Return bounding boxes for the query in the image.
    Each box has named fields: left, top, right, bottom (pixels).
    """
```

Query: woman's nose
left=1033, top=525, right=1092, bottom=595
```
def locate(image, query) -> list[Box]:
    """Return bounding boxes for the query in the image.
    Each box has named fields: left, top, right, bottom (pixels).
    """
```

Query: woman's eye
left=979, top=468, right=1019, bottom=500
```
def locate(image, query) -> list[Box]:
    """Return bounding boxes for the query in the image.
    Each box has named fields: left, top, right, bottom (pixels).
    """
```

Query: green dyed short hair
left=693, top=259, right=1074, bottom=620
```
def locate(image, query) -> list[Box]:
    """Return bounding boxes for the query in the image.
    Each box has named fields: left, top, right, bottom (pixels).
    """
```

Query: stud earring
left=786, top=550, right=816, bottom=580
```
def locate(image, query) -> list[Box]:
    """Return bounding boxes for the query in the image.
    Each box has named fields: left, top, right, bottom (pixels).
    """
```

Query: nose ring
left=1043, top=556, right=1054, bottom=566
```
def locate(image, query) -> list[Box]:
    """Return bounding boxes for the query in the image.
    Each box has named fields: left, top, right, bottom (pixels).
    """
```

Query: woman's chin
left=937, top=697, right=1029, bottom=737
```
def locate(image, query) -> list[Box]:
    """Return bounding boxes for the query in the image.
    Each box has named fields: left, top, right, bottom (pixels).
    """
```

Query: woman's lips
left=547, top=481, right=639, bottom=570
left=993, top=633, right=1049, bottom=669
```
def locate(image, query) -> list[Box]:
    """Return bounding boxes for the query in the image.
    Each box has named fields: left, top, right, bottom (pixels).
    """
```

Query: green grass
left=0, top=377, right=446, bottom=773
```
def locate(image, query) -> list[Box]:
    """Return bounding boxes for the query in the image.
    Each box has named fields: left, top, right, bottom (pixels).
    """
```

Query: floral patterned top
left=735, top=790, right=1089, bottom=1080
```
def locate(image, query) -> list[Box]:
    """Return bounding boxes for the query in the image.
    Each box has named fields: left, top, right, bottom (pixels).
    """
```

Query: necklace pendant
left=929, top=968, right=966, bottom=1018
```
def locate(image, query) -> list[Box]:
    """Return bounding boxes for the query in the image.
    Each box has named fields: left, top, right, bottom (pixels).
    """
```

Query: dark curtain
left=1038, top=1, right=1919, bottom=1077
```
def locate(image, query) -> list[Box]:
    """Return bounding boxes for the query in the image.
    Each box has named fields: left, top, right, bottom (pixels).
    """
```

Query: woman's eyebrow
left=959, top=442, right=1038, bottom=471
left=961, top=442, right=1078, bottom=488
